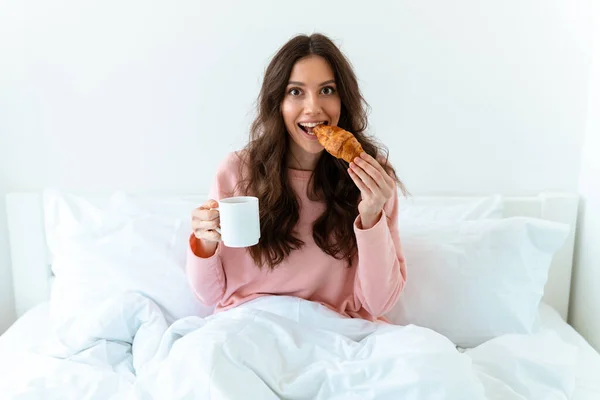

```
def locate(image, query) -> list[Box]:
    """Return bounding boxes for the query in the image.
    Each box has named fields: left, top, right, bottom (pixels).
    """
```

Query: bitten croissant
left=313, top=125, right=364, bottom=163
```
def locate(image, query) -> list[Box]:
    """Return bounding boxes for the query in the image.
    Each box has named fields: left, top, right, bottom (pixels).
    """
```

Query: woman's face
left=281, top=55, right=341, bottom=163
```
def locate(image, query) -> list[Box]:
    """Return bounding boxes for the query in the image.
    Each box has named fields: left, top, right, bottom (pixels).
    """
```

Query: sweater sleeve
left=353, top=182, right=407, bottom=317
left=186, top=234, right=225, bottom=306
left=186, top=152, right=240, bottom=306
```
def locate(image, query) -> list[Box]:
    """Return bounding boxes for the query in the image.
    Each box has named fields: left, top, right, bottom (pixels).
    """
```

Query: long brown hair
left=238, top=33, right=406, bottom=269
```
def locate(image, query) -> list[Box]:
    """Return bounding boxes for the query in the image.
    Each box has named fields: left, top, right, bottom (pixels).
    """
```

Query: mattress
left=0, top=301, right=598, bottom=399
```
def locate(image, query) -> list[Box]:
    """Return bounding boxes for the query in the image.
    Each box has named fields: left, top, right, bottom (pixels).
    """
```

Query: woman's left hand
left=348, top=152, right=395, bottom=229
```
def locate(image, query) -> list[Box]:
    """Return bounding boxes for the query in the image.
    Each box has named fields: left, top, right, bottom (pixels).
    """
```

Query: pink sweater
left=186, top=152, right=407, bottom=321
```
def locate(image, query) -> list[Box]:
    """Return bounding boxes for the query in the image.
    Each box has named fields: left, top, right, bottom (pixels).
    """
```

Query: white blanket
left=0, top=293, right=577, bottom=399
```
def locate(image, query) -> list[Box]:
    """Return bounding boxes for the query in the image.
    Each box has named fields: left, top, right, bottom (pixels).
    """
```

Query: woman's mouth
left=298, top=121, right=328, bottom=135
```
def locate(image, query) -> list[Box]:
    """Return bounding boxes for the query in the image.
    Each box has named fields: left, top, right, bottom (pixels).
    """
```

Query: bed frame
left=5, top=192, right=579, bottom=320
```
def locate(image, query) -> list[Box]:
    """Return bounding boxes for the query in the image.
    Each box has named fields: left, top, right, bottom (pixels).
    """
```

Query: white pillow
left=386, top=217, right=569, bottom=348
left=44, top=190, right=213, bottom=326
left=397, top=194, right=502, bottom=222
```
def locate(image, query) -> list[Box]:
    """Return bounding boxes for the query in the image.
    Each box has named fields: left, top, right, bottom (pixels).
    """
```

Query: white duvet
left=0, top=293, right=577, bottom=399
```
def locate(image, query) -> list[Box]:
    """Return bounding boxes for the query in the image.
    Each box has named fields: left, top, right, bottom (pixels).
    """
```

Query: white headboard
left=5, top=192, right=579, bottom=320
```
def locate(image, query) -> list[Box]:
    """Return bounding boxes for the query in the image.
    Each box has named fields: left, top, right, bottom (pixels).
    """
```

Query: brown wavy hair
left=238, top=33, right=406, bottom=269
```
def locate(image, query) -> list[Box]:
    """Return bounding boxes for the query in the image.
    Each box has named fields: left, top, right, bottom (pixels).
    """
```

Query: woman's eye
left=289, top=88, right=302, bottom=96
left=321, top=86, right=336, bottom=95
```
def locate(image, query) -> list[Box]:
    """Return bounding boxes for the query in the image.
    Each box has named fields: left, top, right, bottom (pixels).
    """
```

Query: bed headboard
left=5, top=192, right=579, bottom=320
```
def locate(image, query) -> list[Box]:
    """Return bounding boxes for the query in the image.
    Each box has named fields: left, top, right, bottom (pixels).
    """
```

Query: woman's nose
left=303, top=93, right=322, bottom=114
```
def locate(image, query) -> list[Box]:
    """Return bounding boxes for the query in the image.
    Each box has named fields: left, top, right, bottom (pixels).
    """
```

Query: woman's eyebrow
left=318, top=79, right=336, bottom=86
left=287, top=79, right=336, bottom=87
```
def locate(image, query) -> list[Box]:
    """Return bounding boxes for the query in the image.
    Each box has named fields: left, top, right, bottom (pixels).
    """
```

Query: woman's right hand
left=191, top=199, right=221, bottom=257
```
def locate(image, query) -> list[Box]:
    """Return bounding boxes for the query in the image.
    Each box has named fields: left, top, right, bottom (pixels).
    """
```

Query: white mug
left=215, top=196, right=260, bottom=248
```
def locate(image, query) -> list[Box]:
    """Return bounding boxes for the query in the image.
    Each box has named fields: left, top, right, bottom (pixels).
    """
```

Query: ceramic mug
left=215, top=196, right=260, bottom=248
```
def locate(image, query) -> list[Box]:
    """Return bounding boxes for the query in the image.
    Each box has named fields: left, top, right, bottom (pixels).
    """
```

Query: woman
left=187, top=33, right=407, bottom=322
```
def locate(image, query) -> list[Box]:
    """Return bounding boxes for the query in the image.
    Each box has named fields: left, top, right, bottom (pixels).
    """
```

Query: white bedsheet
left=0, top=295, right=598, bottom=399
left=537, top=303, right=600, bottom=400
left=0, top=302, right=50, bottom=351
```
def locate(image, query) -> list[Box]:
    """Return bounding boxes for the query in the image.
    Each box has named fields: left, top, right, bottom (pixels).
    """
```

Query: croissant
left=313, top=125, right=364, bottom=163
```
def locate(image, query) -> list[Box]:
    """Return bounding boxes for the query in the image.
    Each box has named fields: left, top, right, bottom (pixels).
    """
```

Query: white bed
left=1, top=300, right=598, bottom=399
left=2, top=191, right=599, bottom=399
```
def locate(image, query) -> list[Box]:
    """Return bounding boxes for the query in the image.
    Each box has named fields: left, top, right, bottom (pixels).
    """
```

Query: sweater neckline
left=287, top=168, right=313, bottom=180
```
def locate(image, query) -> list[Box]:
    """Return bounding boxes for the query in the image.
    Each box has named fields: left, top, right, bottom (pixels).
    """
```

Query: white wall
left=570, top=5, right=600, bottom=351
left=0, top=0, right=598, bottom=332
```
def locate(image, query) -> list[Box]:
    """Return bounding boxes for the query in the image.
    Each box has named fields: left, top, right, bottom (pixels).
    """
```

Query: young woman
left=187, top=33, right=407, bottom=322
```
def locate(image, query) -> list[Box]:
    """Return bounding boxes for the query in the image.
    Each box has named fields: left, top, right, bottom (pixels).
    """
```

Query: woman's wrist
left=190, top=236, right=218, bottom=258
left=359, top=210, right=382, bottom=230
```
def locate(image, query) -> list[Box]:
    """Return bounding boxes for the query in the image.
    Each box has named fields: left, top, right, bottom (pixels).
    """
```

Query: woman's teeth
left=300, top=122, right=325, bottom=128
left=298, top=121, right=326, bottom=135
